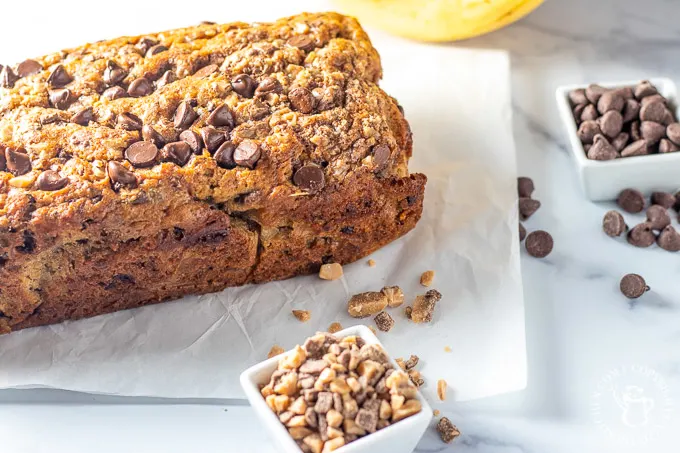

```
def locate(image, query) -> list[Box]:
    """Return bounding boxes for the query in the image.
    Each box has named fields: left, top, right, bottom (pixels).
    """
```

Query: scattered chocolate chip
left=47, top=64, right=72, bottom=87
left=622, top=99, right=641, bottom=123
left=156, top=70, right=177, bottom=88
left=233, top=140, right=261, bottom=169
left=214, top=141, right=237, bottom=169
left=16, top=59, right=42, bottom=78
left=207, top=104, right=235, bottom=128
left=0, top=65, right=18, bottom=88
left=287, top=35, right=315, bottom=51
left=568, top=89, right=588, bottom=105
left=519, top=223, right=526, bottom=241
left=174, top=101, right=198, bottom=129
left=161, top=141, right=192, bottom=167
left=599, top=110, right=623, bottom=138
left=289, top=87, right=316, bottom=114
left=135, top=37, right=157, bottom=55
left=627, top=223, right=656, bottom=247
left=125, top=141, right=159, bottom=168
left=620, top=139, right=648, bottom=157
left=646, top=205, right=671, bottom=230
left=103, top=60, right=126, bottom=85
left=255, top=77, right=282, bottom=97
left=585, top=84, right=607, bottom=104
left=597, top=91, right=624, bottom=114
left=517, top=177, right=534, bottom=198
left=611, top=132, right=630, bottom=152
left=146, top=44, right=168, bottom=57
left=179, top=130, right=203, bottom=154
left=580, top=104, right=599, bottom=122
left=639, top=101, right=668, bottom=123
left=587, top=134, right=618, bottom=160
left=127, top=77, right=153, bottom=97
left=193, top=64, right=219, bottom=78
left=5, top=148, right=31, bottom=175
left=71, top=107, right=94, bottom=126
left=102, top=86, right=126, bottom=100
left=603, top=210, right=627, bottom=237
left=294, top=164, right=325, bottom=192
left=617, top=188, right=645, bottom=213
left=117, top=112, right=143, bottom=131
left=525, top=230, right=553, bottom=258
left=666, top=123, right=680, bottom=145
left=36, top=170, right=68, bottom=191
left=231, top=73, right=257, bottom=98
left=620, top=274, right=649, bottom=299
left=657, top=225, right=680, bottom=251
left=200, top=127, right=226, bottom=153
left=48, top=88, right=72, bottom=110
left=651, top=191, right=676, bottom=209
left=519, top=197, right=541, bottom=220
left=107, top=161, right=137, bottom=190
left=577, top=120, right=601, bottom=144
left=634, top=81, right=657, bottom=100
left=372, top=144, right=390, bottom=170
left=658, top=138, right=679, bottom=153
left=640, top=121, right=666, bottom=145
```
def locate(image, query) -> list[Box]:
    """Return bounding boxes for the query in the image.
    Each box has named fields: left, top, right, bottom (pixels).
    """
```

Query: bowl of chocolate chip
left=556, top=78, right=680, bottom=201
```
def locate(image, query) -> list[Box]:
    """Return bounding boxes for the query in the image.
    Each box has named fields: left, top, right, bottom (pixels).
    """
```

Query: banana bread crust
left=0, top=12, right=426, bottom=334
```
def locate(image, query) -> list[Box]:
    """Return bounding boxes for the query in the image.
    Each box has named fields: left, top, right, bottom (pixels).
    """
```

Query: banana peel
left=333, top=0, right=544, bottom=42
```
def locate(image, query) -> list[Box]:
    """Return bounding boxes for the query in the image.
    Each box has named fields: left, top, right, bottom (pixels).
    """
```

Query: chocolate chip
left=287, top=35, right=315, bottom=51
left=193, top=64, right=219, bottom=78
left=617, top=188, right=645, bottom=213
left=525, top=230, right=553, bottom=258
left=48, top=88, right=72, bottom=110
left=47, top=64, right=72, bottom=87
left=658, top=138, right=679, bottom=153
left=597, top=91, right=624, bottom=114
left=156, top=70, right=177, bottom=88
left=207, top=104, right=235, bottom=128
left=519, top=223, right=526, bottom=242
left=255, top=77, right=283, bottom=97
left=598, top=110, right=623, bottom=138
left=102, top=86, right=126, bottom=100
left=573, top=104, right=586, bottom=123
left=200, top=127, right=226, bottom=153
left=519, top=197, right=541, bottom=220
left=640, top=94, right=666, bottom=107
left=587, top=134, right=618, bottom=160
left=651, top=191, right=676, bottom=209
left=146, top=44, right=168, bottom=57
left=0, top=147, right=5, bottom=171
left=620, top=139, right=648, bottom=157
left=620, top=274, right=649, bottom=299
left=179, top=130, right=203, bottom=154
left=5, top=148, right=31, bottom=175
left=646, top=205, right=671, bottom=231
left=577, top=120, right=601, bottom=144
left=585, top=84, right=607, bottom=104
left=117, top=112, right=143, bottom=131
left=622, top=99, right=641, bottom=123
left=611, top=132, right=629, bottom=152
left=580, top=104, right=599, bottom=122
left=372, top=144, right=391, bottom=170
left=517, top=177, right=534, bottom=198
left=214, top=141, right=237, bottom=169
left=135, top=37, right=157, bottom=55
left=627, top=223, right=656, bottom=247
left=568, top=89, right=587, bottom=105
left=36, top=170, right=68, bottom=191
left=634, top=81, right=657, bottom=100
left=640, top=101, right=668, bottom=123
left=161, top=141, right=192, bottom=167
left=103, top=60, right=126, bottom=85
left=666, top=123, right=680, bottom=145
left=661, top=109, right=676, bottom=126
left=71, top=107, right=94, bottom=126
left=107, top=161, right=137, bottom=190
left=289, top=87, right=316, bottom=114
left=640, top=121, right=666, bottom=145
left=293, top=165, right=325, bottom=192
left=657, top=225, right=680, bottom=252
left=174, top=101, right=198, bottom=129
left=613, top=86, right=634, bottom=100
left=603, top=210, right=627, bottom=237
left=125, top=141, right=159, bottom=168
left=630, top=120, right=641, bottom=141
left=16, top=59, right=42, bottom=78
left=0, top=65, right=18, bottom=88
left=231, top=74, right=257, bottom=98
left=233, top=140, right=261, bottom=168
left=142, top=125, right=166, bottom=148
left=127, top=77, right=153, bottom=97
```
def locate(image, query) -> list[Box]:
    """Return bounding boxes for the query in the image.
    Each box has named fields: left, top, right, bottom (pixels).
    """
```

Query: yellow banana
left=333, top=0, right=544, bottom=42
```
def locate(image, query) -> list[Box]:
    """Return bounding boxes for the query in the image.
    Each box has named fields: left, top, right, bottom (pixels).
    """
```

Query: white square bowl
left=556, top=78, right=680, bottom=201
left=240, top=325, right=434, bottom=453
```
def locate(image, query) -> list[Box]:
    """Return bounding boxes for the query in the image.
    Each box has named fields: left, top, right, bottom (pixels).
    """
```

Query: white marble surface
left=2, top=0, right=680, bottom=452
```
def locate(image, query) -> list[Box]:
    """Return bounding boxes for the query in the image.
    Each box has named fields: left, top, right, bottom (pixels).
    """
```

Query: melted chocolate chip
left=16, top=59, right=42, bottom=78
left=117, top=112, right=143, bottom=131
left=156, top=70, right=177, bottom=88
left=125, top=141, right=159, bottom=168
left=179, top=130, right=203, bottom=154
left=103, top=60, right=126, bottom=86
left=287, top=35, right=315, bottom=51
left=102, top=86, right=126, bottom=100
left=255, top=77, right=283, bottom=97
left=201, top=127, right=226, bottom=153
left=0, top=146, right=5, bottom=171
left=71, top=107, right=94, bottom=126
left=233, top=140, right=261, bottom=168
left=372, top=144, right=391, bottom=170
left=48, top=88, right=72, bottom=110
left=47, top=64, right=72, bottom=87
left=127, top=77, right=153, bottom=97
left=293, top=165, right=325, bottom=192
left=231, top=74, right=257, bottom=98
left=207, top=104, right=235, bottom=128
left=146, top=44, right=168, bottom=57
left=135, top=37, right=158, bottom=55
left=174, top=101, right=198, bottom=129
left=289, top=87, right=316, bottom=114
left=193, top=64, right=219, bottom=78
left=214, top=141, right=237, bottom=169
left=36, top=170, right=68, bottom=191
left=107, top=161, right=138, bottom=190
left=5, top=148, right=31, bottom=176
left=161, top=141, right=192, bottom=167
left=142, top=125, right=166, bottom=148
left=0, top=66, right=18, bottom=88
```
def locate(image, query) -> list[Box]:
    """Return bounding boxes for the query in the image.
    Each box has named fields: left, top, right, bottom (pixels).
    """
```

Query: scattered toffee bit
left=403, top=355, right=419, bottom=370
left=437, top=379, right=447, bottom=401
left=646, top=205, right=671, bottom=231
left=327, top=322, right=342, bottom=334
left=617, top=188, right=645, bottom=213
left=292, top=310, right=311, bottom=323
left=627, top=223, right=656, bottom=248
left=268, top=345, right=285, bottom=359
left=657, top=225, right=680, bottom=252
left=36, top=170, right=68, bottom=191
left=519, top=223, right=527, bottom=242
left=517, top=177, right=534, bottom=198
left=437, top=417, right=461, bottom=444
left=231, top=73, right=257, bottom=98
left=525, top=230, right=553, bottom=258
left=381, top=286, right=404, bottom=308
left=404, top=306, right=412, bottom=320
left=319, top=263, right=343, bottom=281
left=408, top=369, right=424, bottom=387
left=602, top=210, right=627, bottom=237
left=619, top=274, right=649, bottom=299
left=419, top=270, right=435, bottom=287
left=348, top=291, right=388, bottom=319
left=368, top=325, right=377, bottom=335
left=433, top=409, right=441, bottom=417
left=374, top=311, right=394, bottom=332
left=411, top=290, right=441, bottom=323
left=444, top=346, right=452, bottom=353
left=367, top=259, right=376, bottom=267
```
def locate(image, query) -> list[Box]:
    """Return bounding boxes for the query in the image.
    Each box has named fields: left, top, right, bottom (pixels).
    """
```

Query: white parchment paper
left=0, top=8, right=526, bottom=403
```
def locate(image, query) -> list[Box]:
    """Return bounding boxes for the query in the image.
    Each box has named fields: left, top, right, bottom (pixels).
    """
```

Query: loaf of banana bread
left=0, top=12, right=426, bottom=334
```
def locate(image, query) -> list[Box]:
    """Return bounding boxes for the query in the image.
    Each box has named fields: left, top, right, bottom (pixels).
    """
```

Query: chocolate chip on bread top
left=0, top=13, right=426, bottom=334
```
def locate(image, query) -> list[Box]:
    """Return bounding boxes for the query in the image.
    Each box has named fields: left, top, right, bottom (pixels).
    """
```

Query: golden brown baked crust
left=0, top=12, right=426, bottom=334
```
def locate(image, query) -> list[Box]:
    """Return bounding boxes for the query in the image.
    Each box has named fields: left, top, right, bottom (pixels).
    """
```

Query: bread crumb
left=420, top=270, right=435, bottom=287
left=444, top=346, right=452, bottom=353
left=367, top=259, right=376, bottom=267
left=374, top=311, right=394, bottom=332
left=319, top=263, right=343, bottom=280
left=433, top=409, right=440, bottom=416
left=268, top=345, right=284, bottom=358
left=437, top=379, right=447, bottom=401
left=292, top=310, right=310, bottom=322
left=437, top=417, right=460, bottom=444
left=328, top=322, right=342, bottom=334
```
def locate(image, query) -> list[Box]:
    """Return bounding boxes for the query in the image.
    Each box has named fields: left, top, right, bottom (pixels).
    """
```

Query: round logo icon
left=591, top=364, right=674, bottom=446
